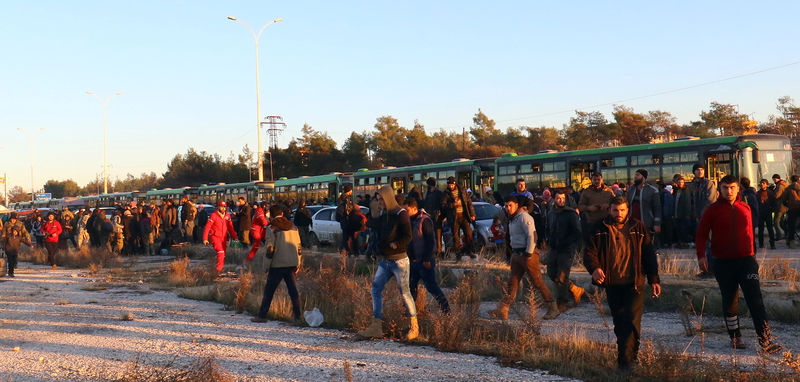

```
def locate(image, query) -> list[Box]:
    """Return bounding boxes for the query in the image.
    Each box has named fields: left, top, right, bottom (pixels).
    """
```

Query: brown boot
left=357, top=318, right=383, bottom=339
left=569, top=284, right=585, bottom=306
left=542, top=301, right=560, bottom=320
left=488, top=303, right=509, bottom=320
left=406, top=317, right=419, bottom=341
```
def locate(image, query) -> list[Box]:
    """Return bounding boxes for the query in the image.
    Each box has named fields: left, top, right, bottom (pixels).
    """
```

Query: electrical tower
left=261, top=115, right=287, bottom=149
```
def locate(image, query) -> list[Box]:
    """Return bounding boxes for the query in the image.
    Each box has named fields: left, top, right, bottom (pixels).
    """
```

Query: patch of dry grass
left=118, top=353, right=233, bottom=382
left=18, top=246, right=120, bottom=269
left=166, top=256, right=216, bottom=287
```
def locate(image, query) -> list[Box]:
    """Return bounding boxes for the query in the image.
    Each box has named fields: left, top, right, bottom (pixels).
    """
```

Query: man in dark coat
left=441, top=176, right=476, bottom=259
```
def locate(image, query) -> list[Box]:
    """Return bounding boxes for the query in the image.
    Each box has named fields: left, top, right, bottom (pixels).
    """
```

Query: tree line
left=8, top=97, right=797, bottom=202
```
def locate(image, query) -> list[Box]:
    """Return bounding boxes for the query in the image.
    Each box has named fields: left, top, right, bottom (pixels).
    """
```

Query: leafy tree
left=525, top=126, right=561, bottom=153
left=613, top=105, right=655, bottom=145
left=161, top=148, right=249, bottom=188
left=470, top=109, right=503, bottom=147
left=43, top=179, right=81, bottom=198
left=341, top=131, right=370, bottom=170
left=561, top=111, right=616, bottom=149
left=646, top=110, right=680, bottom=141
left=700, top=102, right=748, bottom=136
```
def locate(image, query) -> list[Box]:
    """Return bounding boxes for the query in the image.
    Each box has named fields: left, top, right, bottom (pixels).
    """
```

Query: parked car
left=472, top=202, right=502, bottom=248
left=308, top=206, right=368, bottom=246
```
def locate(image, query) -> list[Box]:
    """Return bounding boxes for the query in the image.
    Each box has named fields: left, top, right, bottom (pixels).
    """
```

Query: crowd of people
left=2, top=163, right=797, bottom=371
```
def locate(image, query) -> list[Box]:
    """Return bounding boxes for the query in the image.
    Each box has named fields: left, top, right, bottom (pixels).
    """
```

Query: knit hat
left=693, top=163, right=706, bottom=172
left=636, top=168, right=648, bottom=179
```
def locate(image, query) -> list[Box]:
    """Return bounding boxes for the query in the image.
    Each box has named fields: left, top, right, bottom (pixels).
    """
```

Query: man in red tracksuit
left=247, top=202, right=270, bottom=262
left=203, top=201, right=238, bottom=273
left=696, top=175, right=781, bottom=353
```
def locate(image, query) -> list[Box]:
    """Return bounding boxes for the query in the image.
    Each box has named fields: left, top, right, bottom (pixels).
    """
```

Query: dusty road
left=0, top=262, right=574, bottom=382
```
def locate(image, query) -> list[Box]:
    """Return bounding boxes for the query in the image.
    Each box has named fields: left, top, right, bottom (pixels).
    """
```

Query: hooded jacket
left=583, top=214, right=659, bottom=289
left=782, top=182, right=800, bottom=210
left=265, top=216, right=301, bottom=269
left=367, top=185, right=412, bottom=261
left=695, top=196, right=754, bottom=261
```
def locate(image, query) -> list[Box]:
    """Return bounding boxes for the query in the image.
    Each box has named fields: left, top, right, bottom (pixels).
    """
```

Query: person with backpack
left=405, top=198, right=450, bottom=314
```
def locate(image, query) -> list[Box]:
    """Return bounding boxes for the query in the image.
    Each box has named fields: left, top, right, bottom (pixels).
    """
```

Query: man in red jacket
left=203, top=201, right=238, bottom=273
left=696, top=175, right=781, bottom=353
left=43, top=212, right=63, bottom=270
left=246, top=202, right=270, bottom=262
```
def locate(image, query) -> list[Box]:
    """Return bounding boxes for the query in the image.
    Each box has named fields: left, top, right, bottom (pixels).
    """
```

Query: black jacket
left=367, top=207, right=412, bottom=261
left=238, top=204, right=252, bottom=230
left=546, top=206, right=581, bottom=252
left=293, top=207, right=313, bottom=228
left=442, top=186, right=475, bottom=221
left=583, top=215, right=659, bottom=289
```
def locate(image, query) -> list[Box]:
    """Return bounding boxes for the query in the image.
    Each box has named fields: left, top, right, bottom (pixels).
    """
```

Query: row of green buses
left=9, top=135, right=794, bottom=211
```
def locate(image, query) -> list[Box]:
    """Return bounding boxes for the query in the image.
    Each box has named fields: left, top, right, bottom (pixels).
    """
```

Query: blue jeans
left=410, top=259, right=450, bottom=313
left=371, top=257, right=417, bottom=319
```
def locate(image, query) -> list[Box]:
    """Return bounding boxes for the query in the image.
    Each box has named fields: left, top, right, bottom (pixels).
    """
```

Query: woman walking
left=43, top=212, right=63, bottom=269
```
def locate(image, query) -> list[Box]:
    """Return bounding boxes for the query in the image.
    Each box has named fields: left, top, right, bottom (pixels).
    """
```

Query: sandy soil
left=0, top=262, right=575, bottom=382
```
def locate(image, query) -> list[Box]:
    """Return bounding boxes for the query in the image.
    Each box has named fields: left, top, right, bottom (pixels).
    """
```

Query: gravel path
left=0, top=263, right=575, bottom=382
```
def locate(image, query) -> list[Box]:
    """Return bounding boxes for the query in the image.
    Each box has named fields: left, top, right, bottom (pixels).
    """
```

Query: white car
left=308, top=206, right=369, bottom=245
left=472, top=202, right=502, bottom=247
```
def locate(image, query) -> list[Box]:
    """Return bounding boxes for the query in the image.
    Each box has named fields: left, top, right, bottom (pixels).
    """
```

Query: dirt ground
left=0, top=261, right=576, bottom=382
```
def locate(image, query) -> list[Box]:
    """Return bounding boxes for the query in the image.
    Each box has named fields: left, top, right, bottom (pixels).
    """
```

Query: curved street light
left=227, top=15, right=283, bottom=182
left=86, top=91, right=123, bottom=194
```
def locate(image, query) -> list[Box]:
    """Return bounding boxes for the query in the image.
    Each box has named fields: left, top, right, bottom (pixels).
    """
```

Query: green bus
left=197, top=181, right=274, bottom=205
left=353, top=158, right=496, bottom=197
left=494, top=134, right=793, bottom=194
left=274, top=173, right=351, bottom=205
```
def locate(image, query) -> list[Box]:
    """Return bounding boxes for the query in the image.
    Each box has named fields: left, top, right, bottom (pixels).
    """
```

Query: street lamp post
left=17, top=128, right=44, bottom=201
left=86, top=91, right=123, bottom=194
left=227, top=15, right=282, bottom=182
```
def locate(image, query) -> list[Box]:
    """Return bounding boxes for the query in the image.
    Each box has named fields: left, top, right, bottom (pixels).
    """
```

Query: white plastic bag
left=304, top=307, right=324, bottom=327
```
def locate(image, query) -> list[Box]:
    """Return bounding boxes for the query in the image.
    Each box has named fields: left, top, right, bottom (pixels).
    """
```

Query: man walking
left=442, top=176, right=476, bottom=259
left=489, top=196, right=560, bottom=321
left=252, top=205, right=302, bottom=323
left=510, top=178, right=534, bottom=201
left=579, top=173, right=615, bottom=225
left=236, top=197, right=252, bottom=246
left=626, top=169, right=662, bottom=236
left=423, top=177, right=445, bottom=256
left=160, top=199, right=178, bottom=251
left=405, top=198, right=450, bottom=314
left=782, top=175, right=800, bottom=248
left=203, top=200, right=238, bottom=274
left=756, top=179, right=776, bottom=250
left=772, top=174, right=789, bottom=240
left=2, top=213, right=32, bottom=277
left=293, top=200, right=313, bottom=248
left=546, top=190, right=584, bottom=311
left=180, top=195, right=197, bottom=243
left=696, top=176, right=782, bottom=353
left=584, top=196, right=661, bottom=370
left=357, top=185, right=418, bottom=341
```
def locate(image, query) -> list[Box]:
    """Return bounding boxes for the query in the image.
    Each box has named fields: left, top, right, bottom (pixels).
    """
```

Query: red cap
left=217, top=200, right=227, bottom=207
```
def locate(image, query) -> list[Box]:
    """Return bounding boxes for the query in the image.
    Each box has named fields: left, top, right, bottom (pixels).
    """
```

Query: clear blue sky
left=2, top=1, right=799, bottom=193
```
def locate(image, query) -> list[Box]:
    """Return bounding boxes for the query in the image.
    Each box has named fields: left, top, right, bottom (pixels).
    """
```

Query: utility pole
left=2, top=173, right=7, bottom=207
left=261, top=115, right=286, bottom=150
